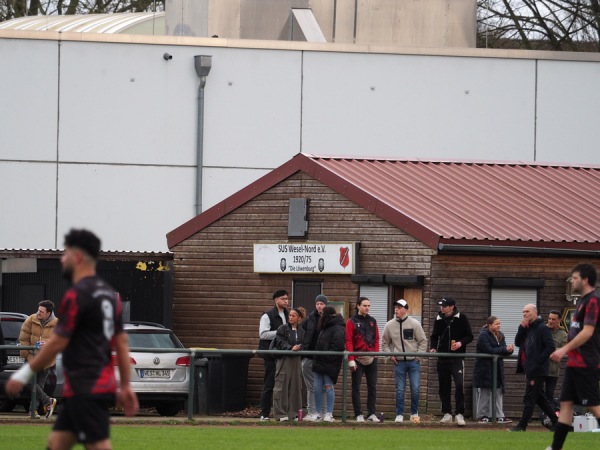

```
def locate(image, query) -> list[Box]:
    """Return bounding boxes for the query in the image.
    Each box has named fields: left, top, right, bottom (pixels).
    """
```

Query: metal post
left=491, top=355, right=498, bottom=422
left=342, top=351, right=348, bottom=423
left=187, top=349, right=195, bottom=420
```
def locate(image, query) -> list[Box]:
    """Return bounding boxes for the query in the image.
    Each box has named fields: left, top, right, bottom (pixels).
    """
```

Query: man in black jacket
left=301, top=294, right=328, bottom=421
left=509, top=303, right=558, bottom=432
left=258, top=289, right=289, bottom=421
left=429, top=297, right=473, bottom=426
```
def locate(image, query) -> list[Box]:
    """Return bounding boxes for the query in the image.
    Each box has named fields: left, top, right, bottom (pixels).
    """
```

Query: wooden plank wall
left=171, top=173, right=434, bottom=416
left=426, top=254, right=600, bottom=420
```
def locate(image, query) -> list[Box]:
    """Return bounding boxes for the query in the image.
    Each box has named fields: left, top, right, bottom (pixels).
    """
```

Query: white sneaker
left=323, top=413, right=335, bottom=422
left=259, top=416, right=270, bottom=421
left=440, top=413, right=453, bottom=423
left=304, top=413, right=319, bottom=422
left=356, top=414, right=365, bottom=422
left=455, top=413, right=466, bottom=426
left=278, top=416, right=289, bottom=422
left=410, top=414, right=420, bottom=424
left=395, top=415, right=404, bottom=422
left=367, top=414, right=380, bottom=423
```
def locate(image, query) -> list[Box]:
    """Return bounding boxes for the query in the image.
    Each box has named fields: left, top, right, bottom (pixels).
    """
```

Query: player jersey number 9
left=101, top=298, right=115, bottom=341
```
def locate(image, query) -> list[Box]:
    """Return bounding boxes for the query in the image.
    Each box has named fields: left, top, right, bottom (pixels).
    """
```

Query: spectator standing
left=258, top=289, right=289, bottom=421
left=301, top=294, right=328, bottom=421
left=19, top=300, right=59, bottom=418
left=272, top=308, right=305, bottom=421
left=473, top=316, right=514, bottom=424
left=509, top=303, right=558, bottom=432
left=546, top=264, right=600, bottom=450
left=381, top=299, right=427, bottom=423
left=429, top=296, right=473, bottom=426
left=6, top=228, right=138, bottom=449
left=544, top=310, right=567, bottom=410
left=313, top=306, right=346, bottom=422
left=346, top=296, right=380, bottom=423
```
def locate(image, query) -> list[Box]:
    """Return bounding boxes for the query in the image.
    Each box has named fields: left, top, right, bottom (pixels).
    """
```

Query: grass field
left=0, top=425, right=598, bottom=450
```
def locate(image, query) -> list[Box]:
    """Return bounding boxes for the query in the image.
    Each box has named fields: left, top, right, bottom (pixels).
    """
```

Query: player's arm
left=550, top=324, right=594, bottom=362
left=114, top=331, right=139, bottom=416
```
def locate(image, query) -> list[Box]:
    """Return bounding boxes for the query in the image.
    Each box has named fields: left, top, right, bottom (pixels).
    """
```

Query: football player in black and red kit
left=546, top=263, right=600, bottom=450
left=7, top=229, right=138, bottom=449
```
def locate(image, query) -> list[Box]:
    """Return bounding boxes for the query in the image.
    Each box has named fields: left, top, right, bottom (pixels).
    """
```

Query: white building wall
left=0, top=32, right=599, bottom=252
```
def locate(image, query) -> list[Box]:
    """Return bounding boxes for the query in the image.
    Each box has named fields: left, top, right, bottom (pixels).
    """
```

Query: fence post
left=187, top=349, right=195, bottom=420
left=342, top=351, right=348, bottom=423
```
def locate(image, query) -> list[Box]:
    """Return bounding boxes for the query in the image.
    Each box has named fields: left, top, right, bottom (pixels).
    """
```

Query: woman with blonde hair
left=473, top=316, right=514, bottom=424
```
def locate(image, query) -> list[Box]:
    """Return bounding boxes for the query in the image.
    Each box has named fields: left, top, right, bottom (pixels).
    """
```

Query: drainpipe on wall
left=194, top=55, right=212, bottom=216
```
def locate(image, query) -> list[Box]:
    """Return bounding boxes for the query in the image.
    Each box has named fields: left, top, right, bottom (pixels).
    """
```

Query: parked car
left=1, top=317, right=189, bottom=417
left=118, top=322, right=190, bottom=416
left=0, top=312, right=57, bottom=413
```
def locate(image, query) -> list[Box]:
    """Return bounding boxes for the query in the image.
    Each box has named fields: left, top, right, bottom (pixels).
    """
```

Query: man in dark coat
left=510, top=303, right=558, bottom=432
left=429, top=296, right=473, bottom=426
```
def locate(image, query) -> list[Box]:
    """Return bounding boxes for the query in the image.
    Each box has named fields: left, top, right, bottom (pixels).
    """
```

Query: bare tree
left=478, top=0, right=600, bottom=51
left=1, top=0, right=164, bottom=22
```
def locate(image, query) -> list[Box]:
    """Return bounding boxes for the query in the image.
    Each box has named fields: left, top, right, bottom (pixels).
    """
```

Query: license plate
left=140, top=369, right=171, bottom=379
left=8, top=355, right=24, bottom=364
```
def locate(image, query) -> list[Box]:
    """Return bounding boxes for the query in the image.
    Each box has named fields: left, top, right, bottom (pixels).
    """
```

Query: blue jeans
left=313, top=372, right=335, bottom=415
left=394, top=359, right=421, bottom=416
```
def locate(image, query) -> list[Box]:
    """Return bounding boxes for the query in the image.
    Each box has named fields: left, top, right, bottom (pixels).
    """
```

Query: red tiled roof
left=167, top=154, right=600, bottom=252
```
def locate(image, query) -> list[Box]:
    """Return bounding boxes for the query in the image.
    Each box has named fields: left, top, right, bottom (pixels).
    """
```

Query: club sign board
left=254, top=242, right=357, bottom=274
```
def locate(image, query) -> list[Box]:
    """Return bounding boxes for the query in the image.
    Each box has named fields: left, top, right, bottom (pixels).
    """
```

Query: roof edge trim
left=438, top=243, right=600, bottom=257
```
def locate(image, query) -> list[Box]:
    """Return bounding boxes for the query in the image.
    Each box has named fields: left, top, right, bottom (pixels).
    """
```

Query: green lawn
left=0, top=425, right=597, bottom=449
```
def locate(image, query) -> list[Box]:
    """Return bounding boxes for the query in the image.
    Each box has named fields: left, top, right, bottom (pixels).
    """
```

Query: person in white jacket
left=382, top=299, right=428, bottom=423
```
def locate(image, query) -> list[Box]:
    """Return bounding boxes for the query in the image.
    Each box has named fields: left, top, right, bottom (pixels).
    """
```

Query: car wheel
left=0, top=399, right=16, bottom=412
left=155, top=402, right=183, bottom=416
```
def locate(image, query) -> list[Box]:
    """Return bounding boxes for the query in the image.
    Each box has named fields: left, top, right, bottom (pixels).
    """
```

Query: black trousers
left=437, top=358, right=465, bottom=415
left=351, top=359, right=378, bottom=417
left=543, top=376, right=559, bottom=410
left=517, top=376, right=558, bottom=429
left=259, top=357, right=276, bottom=417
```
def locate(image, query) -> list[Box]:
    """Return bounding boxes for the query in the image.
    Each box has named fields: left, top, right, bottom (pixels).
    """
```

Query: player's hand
left=550, top=347, right=567, bottom=362
left=117, top=386, right=139, bottom=417
left=5, top=379, right=25, bottom=398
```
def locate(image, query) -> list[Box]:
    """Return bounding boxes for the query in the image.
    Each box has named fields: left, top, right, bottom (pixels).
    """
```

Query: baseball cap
left=395, top=299, right=409, bottom=309
left=438, top=297, right=456, bottom=307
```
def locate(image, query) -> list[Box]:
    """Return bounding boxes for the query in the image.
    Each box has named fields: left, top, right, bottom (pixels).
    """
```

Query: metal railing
left=1, top=345, right=508, bottom=422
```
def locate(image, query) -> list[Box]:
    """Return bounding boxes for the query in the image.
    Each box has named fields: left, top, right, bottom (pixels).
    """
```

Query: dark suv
left=0, top=312, right=57, bottom=412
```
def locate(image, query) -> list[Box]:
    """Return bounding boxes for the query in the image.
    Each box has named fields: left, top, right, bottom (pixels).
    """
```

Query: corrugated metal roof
left=0, top=12, right=165, bottom=34
left=167, top=154, right=600, bottom=251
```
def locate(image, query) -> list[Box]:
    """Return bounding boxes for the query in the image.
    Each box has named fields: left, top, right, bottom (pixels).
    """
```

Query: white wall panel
left=301, top=52, right=536, bottom=160
left=59, top=41, right=199, bottom=166
left=57, top=164, right=195, bottom=252
left=202, top=48, right=302, bottom=168
left=536, top=60, right=600, bottom=165
left=0, top=162, right=57, bottom=249
left=0, top=39, right=58, bottom=161
left=203, top=166, right=270, bottom=210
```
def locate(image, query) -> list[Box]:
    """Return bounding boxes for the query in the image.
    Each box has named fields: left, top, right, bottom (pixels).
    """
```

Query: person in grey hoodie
left=382, top=299, right=427, bottom=423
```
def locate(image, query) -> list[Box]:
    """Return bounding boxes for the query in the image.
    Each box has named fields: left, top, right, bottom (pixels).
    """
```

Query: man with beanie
left=301, top=294, right=328, bottom=421
left=430, top=296, right=473, bottom=426
left=257, top=289, right=289, bottom=420
left=509, top=303, right=558, bottom=432
left=19, top=300, right=59, bottom=418
left=546, top=264, right=600, bottom=450
left=346, top=296, right=380, bottom=422
left=382, top=299, right=427, bottom=423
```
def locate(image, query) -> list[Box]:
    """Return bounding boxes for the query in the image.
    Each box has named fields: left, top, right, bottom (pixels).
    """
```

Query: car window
left=0, top=320, right=24, bottom=342
left=127, top=331, right=182, bottom=349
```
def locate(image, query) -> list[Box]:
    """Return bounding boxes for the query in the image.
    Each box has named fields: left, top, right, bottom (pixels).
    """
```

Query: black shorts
left=559, top=367, right=600, bottom=407
left=53, top=395, right=115, bottom=443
